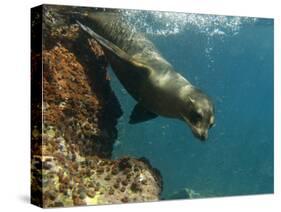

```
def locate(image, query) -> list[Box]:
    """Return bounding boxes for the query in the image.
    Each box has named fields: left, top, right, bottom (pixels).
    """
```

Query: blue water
left=110, top=12, right=274, bottom=199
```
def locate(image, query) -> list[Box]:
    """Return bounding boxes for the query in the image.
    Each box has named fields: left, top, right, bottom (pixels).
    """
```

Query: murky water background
left=110, top=11, right=273, bottom=199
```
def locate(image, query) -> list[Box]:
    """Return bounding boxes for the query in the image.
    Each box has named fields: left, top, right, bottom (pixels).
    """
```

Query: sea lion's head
left=179, top=86, right=215, bottom=141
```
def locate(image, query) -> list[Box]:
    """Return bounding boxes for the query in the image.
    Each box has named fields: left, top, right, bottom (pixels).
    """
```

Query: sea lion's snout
left=181, top=112, right=213, bottom=141
left=180, top=87, right=215, bottom=141
left=192, top=127, right=208, bottom=141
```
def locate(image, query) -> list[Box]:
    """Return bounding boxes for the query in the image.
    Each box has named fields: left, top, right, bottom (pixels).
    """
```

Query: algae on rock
left=31, top=5, right=162, bottom=208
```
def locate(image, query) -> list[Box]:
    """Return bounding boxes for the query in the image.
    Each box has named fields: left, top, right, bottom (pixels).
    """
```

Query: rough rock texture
left=31, top=5, right=162, bottom=208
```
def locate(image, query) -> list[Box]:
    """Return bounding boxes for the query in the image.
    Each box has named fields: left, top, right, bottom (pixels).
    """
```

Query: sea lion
left=75, top=11, right=215, bottom=141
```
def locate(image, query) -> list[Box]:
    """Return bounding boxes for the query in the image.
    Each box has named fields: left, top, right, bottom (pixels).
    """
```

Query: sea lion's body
left=76, top=11, right=215, bottom=140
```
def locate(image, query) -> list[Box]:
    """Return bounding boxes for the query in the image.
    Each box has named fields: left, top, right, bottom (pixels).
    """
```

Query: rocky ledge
left=31, top=5, right=162, bottom=208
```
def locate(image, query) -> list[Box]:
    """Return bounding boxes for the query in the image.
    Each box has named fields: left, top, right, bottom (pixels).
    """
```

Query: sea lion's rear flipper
left=76, top=21, right=152, bottom=76
left=129, top=103, right=158, bottom=124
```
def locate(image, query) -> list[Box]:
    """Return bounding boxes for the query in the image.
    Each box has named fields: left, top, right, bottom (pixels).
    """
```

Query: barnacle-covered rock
left=31, top=4, right=162, bottom=208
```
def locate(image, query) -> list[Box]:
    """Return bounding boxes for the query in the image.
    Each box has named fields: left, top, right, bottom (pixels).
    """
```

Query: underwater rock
left=31, top=5, right=162, bottom=208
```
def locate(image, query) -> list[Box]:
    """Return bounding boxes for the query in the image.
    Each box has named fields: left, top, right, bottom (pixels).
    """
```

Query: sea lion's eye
left=189, top=111, right=202, bottom=125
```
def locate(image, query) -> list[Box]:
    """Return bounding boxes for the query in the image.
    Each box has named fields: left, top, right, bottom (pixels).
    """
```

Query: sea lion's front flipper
left=129, top=103, right=158, bottom=124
